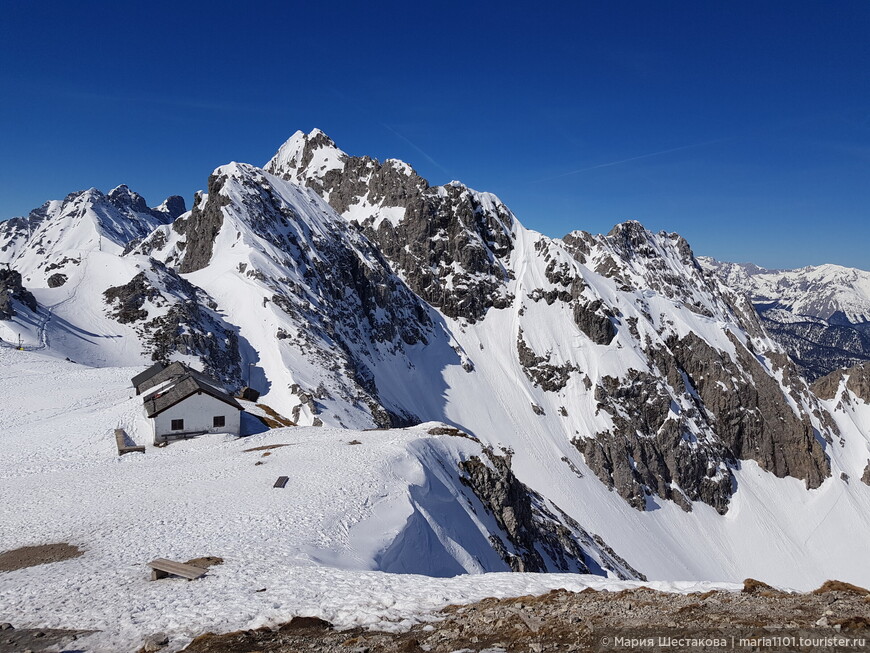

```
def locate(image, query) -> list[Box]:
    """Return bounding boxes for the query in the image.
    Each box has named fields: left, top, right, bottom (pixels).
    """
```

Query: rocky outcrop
left=573, top=299, right=616, bottom=345
left=108, top=185, right=184, bottom=224
left=103, top=262, right=242, bottom=388
left=107, top=185, right=153, bottom=215
left=363, top=183, right=514, bottom=322
left=0, top=268, right=38, bottom=319
left=460, top=452, right=553, bottom=572
left=811, top=362, right=870, bottom=403
left=578, top=330, right=829, bottom=514
left=103, top=272, right=158, bottom=323
left=668, top=333, right=828, bottom=487
left=175, top=174, right=231, bottom=273
left=516, top=329, right=579, bottom=391
left=153, top=195, right=187, bottom=221
left=459, top=449, right=644, bottom=579
left=578, top=369, right=733, bottom=513
left=46, top=273, right=67, bottom=288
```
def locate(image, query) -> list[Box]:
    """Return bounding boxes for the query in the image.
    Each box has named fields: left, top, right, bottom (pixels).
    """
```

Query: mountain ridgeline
left=2, top=129, right=869, bottom=587
left=700, top=258, right=870, bottom=380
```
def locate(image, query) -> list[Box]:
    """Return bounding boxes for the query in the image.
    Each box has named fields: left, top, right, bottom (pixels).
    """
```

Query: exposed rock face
left=579, top=368, right=733, bottom=513
left=107, top=185, right=152, bottom=214
left=175, top=174, right=230, bottom=273
left=265, top=131, right=515, bottom=322
left=811, top=361, right=870, bottom=403
left=557, top=223, right=830, bottom=513
left=516, top=328, right=579, bottom=391
left=46, top=273, right=67, bottom=288
left=578, top=330, right=829, bottom=514
left=359, top=181, right=515, bottom=322
left=669, top=334, right=827, bottom=486
left=458, top=449, right=644, bottom=579
left=103, top=261, right=242, bottom=388
left=573, top=299, right=616, bottom=345
left=0, top=268, right=38, bottom=319
left=862, top=461, right=870, bottom=486
left=108, top=185, right=185, bottom=223
left=154, top=195, right=187, bottom=221
left=103, top=271, right=155, bottom=324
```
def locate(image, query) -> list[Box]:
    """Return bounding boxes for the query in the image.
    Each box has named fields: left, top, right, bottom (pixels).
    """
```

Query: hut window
left=213, top=415, right=226, bottom=428
left=171, top=419, right=184, bottom=431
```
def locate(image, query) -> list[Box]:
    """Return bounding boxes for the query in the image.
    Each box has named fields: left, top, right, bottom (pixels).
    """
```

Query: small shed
left=133, top=363, right=243, bottom=443
left=239, top=386, right=260, bottom=402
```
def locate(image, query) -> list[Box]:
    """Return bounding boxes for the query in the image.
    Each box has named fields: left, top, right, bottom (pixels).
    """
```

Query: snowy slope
left=0, top=185, right=181, bottom=286
left=0, top=348, right=665, bottom=652
left=398, top=226, right=870, bottom=590
left=134, top=163, right=460, bottom=428
left=259, top=130, right=870, bottom=588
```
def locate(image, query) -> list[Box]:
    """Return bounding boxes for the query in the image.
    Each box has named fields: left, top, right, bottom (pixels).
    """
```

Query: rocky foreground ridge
left=172, top=581, right=870, bottom=653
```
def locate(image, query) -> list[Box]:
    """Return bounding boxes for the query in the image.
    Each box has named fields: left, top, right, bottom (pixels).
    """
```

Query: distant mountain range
left=2, top=129, right=869, bottom=588
left=699, top=258, right=870, bottom=380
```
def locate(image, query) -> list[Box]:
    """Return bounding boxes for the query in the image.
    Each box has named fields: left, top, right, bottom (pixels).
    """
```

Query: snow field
left=2, top=349, right=729, bottom=652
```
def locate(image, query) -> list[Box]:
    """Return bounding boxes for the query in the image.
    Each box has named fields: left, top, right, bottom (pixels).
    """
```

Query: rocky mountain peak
left=108, top=184, right=150, bottom=213
left=265, top=128, right=347, bottom=183
left=0, top=184, right=178, bottom=283
left=153, top=195, right=187, bottom=221
left=606, top=219, right=650, bottom=249
left=265, top=132, right=516, bottom=322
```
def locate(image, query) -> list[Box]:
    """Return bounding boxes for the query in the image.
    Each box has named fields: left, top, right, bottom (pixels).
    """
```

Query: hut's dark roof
left=143, top=374, right=242, bottom=418
left=130, top=362, right=167, bottom=391
left=136, top=361, right=224, bottom=395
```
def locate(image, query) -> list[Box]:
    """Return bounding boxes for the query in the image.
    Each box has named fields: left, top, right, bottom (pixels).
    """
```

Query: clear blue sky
left=2, top=1, right=868, bottom=269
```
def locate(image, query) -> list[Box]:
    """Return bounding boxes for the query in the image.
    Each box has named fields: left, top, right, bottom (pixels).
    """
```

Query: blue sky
left=1, top=1, right=868, bottom=269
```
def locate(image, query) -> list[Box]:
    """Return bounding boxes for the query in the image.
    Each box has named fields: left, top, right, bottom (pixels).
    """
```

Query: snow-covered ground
left=0, top=348, right=740, bottom=652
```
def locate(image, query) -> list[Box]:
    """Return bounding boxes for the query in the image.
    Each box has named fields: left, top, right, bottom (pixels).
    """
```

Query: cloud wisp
left=533, top=138, right=727, bottom=183
left=381, top=123, right=454, bottom=178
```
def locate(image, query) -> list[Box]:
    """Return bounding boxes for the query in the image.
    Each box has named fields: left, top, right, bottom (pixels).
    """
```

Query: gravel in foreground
left=174, top=580, right=870, bottom=653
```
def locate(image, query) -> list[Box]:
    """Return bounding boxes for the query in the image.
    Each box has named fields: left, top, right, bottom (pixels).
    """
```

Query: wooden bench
left=115, top=429, right=145, bottom=455
left=147, top=558, right=207, bottom=581
left=273, top=476, right=289, bottom=488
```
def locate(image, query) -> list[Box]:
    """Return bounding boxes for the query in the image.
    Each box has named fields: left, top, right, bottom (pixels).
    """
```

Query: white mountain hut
left=133, top=363, right=243, bottom=443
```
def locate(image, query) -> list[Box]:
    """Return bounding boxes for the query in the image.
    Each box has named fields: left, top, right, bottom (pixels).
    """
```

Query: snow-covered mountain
left=700, top=257, right=870, bottom=379
left=0, top=185, right=185, bottom=283
left=699, top=259, right=870, bottom=322
left=2, top=129, right=870, bottom=592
